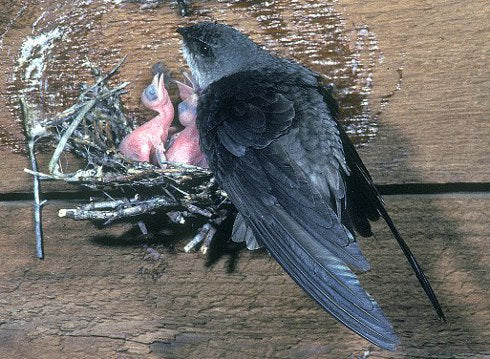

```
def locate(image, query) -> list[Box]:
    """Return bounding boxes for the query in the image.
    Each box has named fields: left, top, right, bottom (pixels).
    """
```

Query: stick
left=44, top=81, right=129, bottom=166
left=58, top=196, right=178, bottom=221
left=184, top=223, right=212, bottom=253
left=20, top=97, right=47, bottom=259
left=48, top=99, right=96, bottom=176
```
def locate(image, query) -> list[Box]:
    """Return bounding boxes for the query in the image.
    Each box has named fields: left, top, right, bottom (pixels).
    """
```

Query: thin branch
left=20, top=97, right=47, bottom=259
left=48, top=99, right=96, bottom=175
left=58, top=196, right=178, bottom=221
left=184, top=223, right=212, bottom=253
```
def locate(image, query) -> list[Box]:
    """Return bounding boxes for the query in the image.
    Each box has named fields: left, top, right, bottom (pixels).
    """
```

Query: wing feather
left=198, top=71, right=400, bottom=349
left=222, top=157, right=399, bottom=350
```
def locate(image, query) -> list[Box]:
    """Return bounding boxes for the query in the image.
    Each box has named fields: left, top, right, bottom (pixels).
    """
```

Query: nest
left=21, top=58, right=230, bottom=259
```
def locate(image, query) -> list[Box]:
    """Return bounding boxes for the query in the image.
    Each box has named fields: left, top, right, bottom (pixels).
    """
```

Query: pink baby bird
left=118, top=71, right=174, bottom=166
left=166, top=72, right=207, bottom=168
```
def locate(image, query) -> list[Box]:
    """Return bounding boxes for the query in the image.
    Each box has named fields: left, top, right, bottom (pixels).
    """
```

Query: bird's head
left=177, top=22, right=270, bottom=89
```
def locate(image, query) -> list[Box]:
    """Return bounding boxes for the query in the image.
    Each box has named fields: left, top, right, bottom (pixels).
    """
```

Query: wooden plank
left=0, top=0, right=488, bottom=194
left=0, top=195, right=488, bottom=358
left=342, top=0, right=490, bottom=184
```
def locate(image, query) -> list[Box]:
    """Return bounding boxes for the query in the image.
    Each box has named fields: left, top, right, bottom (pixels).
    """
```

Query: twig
left=79, top=199, right=128, bottom=210
left=81, top=56, right=127, bottom=96
left=25, top=164, right=212, bottom=188
left=48, top=99, right=96, bottom=176
left=58, top=196, right=178, bottom=221
left=200, top=226, right=217, bottom=254
left=201, top=211, right=227, bottom=254
left=20, top=97, right=48, bottom=259
left=47, top=81, right=129, bottom=176
left=47, top=82, right=129, bottom=127
left=185, top=204, right=213, bottom=218
left=184, top=223, right=212, bottom=252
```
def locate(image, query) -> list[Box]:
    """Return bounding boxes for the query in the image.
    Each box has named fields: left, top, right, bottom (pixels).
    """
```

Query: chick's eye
left=144, top=84, right=158, bottom=101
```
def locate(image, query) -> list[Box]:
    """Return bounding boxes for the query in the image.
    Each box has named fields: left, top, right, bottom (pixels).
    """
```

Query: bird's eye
left=196, top=40, right=213, bottom=57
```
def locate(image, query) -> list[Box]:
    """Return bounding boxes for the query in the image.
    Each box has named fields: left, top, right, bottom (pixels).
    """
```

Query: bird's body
left=177, top=22, right=445, bottom=350
left=166, top=122, right=207, bottom=167
left=166, top=74, right=207, bottom=167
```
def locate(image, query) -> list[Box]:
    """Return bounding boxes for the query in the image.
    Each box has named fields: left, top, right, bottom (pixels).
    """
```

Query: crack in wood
left=0, top=182, right=488, bottom=203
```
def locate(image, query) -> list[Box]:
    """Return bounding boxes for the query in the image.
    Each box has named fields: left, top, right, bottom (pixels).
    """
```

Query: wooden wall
left=0, top=0, right=488, bottom=358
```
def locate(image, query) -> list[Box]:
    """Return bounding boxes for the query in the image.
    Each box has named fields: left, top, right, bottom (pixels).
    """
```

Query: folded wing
left=198, top=71, right=400, bottom=349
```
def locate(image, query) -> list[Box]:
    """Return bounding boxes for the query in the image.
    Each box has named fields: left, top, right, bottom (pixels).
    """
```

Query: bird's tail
left=378, top=205, right=446, bottom=322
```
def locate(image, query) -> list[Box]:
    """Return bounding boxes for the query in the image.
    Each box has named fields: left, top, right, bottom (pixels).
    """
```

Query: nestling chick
left=118, top=72, right=174, bottom=165
left=166, top=72, right=207, bottom=167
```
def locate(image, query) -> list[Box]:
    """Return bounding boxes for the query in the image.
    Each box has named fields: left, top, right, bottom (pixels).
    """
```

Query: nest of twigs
left=22, top=58, right=230, bottom=258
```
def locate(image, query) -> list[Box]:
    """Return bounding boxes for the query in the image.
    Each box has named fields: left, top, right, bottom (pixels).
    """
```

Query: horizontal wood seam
left=0, top=182, right=488, bottom=202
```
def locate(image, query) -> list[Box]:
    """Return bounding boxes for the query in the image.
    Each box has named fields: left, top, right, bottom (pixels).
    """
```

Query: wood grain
left=343, top=0, right=490, bottom=184
left=0, top=195, right=488, bottom=358
left=0, top=2, right=488, bottom=357
left=0, top=0, right=488, bottom=193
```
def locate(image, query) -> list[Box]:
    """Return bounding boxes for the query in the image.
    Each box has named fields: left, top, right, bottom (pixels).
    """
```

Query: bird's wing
left=198, top=72, right=399, bottom=350
left=231, top=213, right=261, bottom=250
left=317, top=86, right=446, bottom=322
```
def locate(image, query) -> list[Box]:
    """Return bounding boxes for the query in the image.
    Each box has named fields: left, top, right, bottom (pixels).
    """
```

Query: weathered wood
left=0, top=195, right=488, bottom=358
left=343, top=0, right=490, bottom=184
left=1, top=2, right=488, bottom=358
left=0, top=0, right=488, bottom=194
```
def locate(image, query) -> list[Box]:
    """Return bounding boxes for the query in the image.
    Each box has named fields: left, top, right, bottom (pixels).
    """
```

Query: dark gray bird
left=177, top=22, right=445, bottom=350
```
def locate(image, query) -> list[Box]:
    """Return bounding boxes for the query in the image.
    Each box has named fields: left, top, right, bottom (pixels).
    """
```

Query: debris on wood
left=22, top=57, right=230, bottom=258
left=122, top=0, right=191, bottom=15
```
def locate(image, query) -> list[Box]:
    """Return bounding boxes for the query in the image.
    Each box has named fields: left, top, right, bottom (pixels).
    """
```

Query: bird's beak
left=158, top=73, right=168, bottom=99
left=176, top=27, right=188, bottom=38
left=150, top=72, right=165, bottom=101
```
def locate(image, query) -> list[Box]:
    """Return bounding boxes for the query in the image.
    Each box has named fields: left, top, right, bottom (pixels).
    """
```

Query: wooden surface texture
left=0, top=0, right=488, bottom=358
left=0, top=196, right=489, bottom=358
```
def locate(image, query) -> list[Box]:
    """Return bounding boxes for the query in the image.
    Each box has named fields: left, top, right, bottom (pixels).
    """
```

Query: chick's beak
left=147, top=73, right=164, bottom=102
left=157, top=73, right=166, bottom=99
